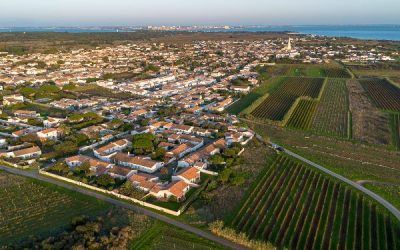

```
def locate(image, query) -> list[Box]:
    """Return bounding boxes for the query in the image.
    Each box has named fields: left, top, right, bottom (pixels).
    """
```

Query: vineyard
left=359, top=78, right=400, bottom=112
left=323, top=68, right=352, bottom=78
left=228, top=155, right=400, bottom=250
left=286, top=100, right=318, bottom=129
left=0, top=172, right=109, bottom=244
left=312, top=79, right=350, bottom=138
left=131, top=221, right=226, bottom=250
left=251, top=77, right=324, bottom=121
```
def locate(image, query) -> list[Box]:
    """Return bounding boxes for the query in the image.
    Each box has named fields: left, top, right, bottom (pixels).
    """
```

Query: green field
left=227, top=155, right=400, bottom=250
left=227, top=77, right=285, bottom=115
left=0, top=171, right=111, bottom=244
left=311, top=79, right=350, bottom=138
left=131, top=221, right=227, bottom=250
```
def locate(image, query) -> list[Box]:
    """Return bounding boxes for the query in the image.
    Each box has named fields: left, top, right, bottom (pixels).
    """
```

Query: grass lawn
left=0, top=171, right=111, bottom=245
left=227, top=76, right=285, bottom=115
left=6, top=102, right=67, bottom=118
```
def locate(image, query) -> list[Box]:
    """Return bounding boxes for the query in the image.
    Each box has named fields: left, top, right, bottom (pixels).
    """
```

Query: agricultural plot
left=0, top=172, right=110, bottom=244
left=312, top=79, right=350, bottom=138
left=131, top=221, right=226, bottom=250
left=359, top=78, right=400, bottom=112
left=251, top=77, right=324, bottom=121
left=227, top=77, right=285, bottom=115
left=286, top=66, right=325, bottom=78
left=228, top=155, right=400, bottom=250
left=347, top=79, right=391, bottom=145
left=286, top=100, right=318, bottom=130
left=323, top=68, right=352, bottom=78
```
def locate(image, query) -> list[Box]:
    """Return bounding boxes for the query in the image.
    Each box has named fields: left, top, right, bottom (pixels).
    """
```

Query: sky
left=0, top=0, right=399, bottom=27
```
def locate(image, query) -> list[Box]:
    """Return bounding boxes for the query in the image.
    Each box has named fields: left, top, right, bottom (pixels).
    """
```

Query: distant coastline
left=0, top=25, right=399, bottom=41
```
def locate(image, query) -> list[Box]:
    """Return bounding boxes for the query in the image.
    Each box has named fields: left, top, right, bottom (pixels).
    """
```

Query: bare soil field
left=347, top=79, right=391, bottom=145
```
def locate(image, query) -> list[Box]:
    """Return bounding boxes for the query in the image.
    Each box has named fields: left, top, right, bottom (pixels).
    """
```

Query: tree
left=27, top=118, right=43, bottom=127
left=52, top=162, right=70, bottom=175
left=223, top=148, right=238, bottom=158
left=139, top=118, right=150, bottom=126
left=96, top=175, right=115, bottom=189
left=20, top=133, right=40, bottom=144
left=159, top=167, right=170, bottom=181
left=209, top=154, right=225, bottom=165
left=219, top=168, right=233, bottom=184
left=54, top=141, right=79, bottom=157
left=151, top=147, right=166, bottom=161
left=132, top=139, right=154, bottom=155
left=67, top=133, right=89, bottom=146
left=231, top=174, right=246, bottom=186
left=74, top=162, right=91, bottom=176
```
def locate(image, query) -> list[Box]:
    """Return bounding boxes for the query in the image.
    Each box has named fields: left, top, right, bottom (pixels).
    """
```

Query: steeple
left=287, top=37, right=292, bottom=51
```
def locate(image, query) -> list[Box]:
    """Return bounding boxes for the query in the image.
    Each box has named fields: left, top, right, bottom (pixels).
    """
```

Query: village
left=0, top=35, right=397, bottom=211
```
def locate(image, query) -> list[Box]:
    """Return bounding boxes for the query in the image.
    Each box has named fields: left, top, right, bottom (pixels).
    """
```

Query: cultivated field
left=312, top=79, right=350, bottom=138
left=359, top=78, right=400, bottom=112
left=227, top=77, right=284, bottom=115
left=286, top=100, right=318, bottom=129
left=251, top=77, right=324, bottom=121
left=347, top=79, right=391, bottom=145
left=228, top=155, right=400, bottom=250
left=0, top=171, right=110, bottom=244
left=323, top=68, right=352, bottom=78
left=249, top=122, right=400, bottom=209
left=131, top=221, right=226, bottom=250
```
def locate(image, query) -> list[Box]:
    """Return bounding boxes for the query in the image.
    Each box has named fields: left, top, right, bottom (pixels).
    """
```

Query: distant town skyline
left=1, top=0, right=400, bottom=27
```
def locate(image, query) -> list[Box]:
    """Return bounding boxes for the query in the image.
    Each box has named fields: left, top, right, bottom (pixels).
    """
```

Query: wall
left=39, top=169, right=181, bottom=216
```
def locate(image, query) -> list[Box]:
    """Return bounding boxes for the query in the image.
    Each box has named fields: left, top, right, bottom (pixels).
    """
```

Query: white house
left=150, top=180, right=190, bottom=202
left=65, top=155, right=112, bottom=175
left=4, top=146, right=42, bottom=159
left=93, top=139, right=130, bottom=162
left=172, top=166, right=201, bottom=185
left=129, top=172, right=160, bottom=193
left=114, top=153, right=164, bottom=174
left=3, top=95, right=24, bottom=106
left=37, top=128, right=63, bottom=141
left=43, top=117, right=64, bottom=128
left=106, top=165, right=136, bottom=180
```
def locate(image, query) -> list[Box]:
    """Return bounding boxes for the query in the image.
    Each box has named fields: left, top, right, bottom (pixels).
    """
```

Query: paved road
left=0, top=166, right=247, bottom=250
left=279, top=146, right=400, bottom=222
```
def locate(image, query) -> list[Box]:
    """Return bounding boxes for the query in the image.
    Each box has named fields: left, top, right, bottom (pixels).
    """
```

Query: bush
left=209, top=221, right=275, bottom=250
left=96, top=175, right=115, bottom=189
